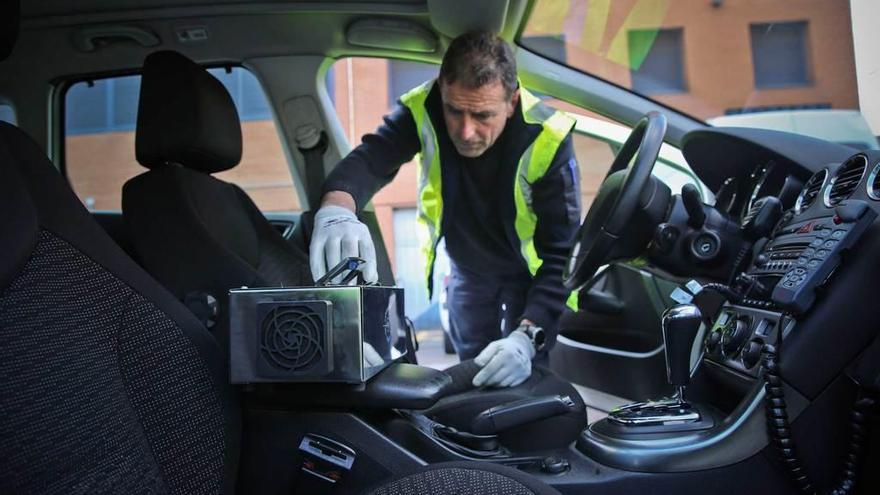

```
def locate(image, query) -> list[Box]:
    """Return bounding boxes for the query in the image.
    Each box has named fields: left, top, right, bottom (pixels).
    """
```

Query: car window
left=325, top=57, right=706, bottom=318
left=326, top=57, right=441, bottom=322
left=519, top=0, right=877, bottom=150
left=64, top=67, right=299, bottom=212
left=0, top=102, right=15, bottom=125
left=543, top=98, right=705, bottom=208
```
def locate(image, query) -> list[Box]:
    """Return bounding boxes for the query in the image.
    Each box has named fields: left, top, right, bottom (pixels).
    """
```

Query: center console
left=575, top=198, right=877, bottom=474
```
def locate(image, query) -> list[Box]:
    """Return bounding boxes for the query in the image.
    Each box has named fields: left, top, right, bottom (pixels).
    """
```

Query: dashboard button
left=803, top=248, right=816, bottom=257
left=742, top=340, right=764, bottom=369
left=783, top=281, right=796, bottom=288
left=815, top=249, right=830, bottom=258
left=795, top=257, right=808, bottom=266
left=832, top=229, right=847, bottom=239
left=810, top=239, right=824, bottom=248
left=823, top=240, right=838, bottom=249
left=815, top=229, right=831, bottom=238
left=807, top=259, right=822, bottom=268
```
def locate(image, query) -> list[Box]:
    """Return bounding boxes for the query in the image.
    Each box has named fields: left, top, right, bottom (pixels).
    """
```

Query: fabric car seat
left=0, top=119, right=565, bottom=495
left=0, top=124, right=567, bottom=495
left=121, top=50, right=313, bottom=349
left=122, top=49, right=587, bottom=450
left=432, top=360, right=588, bottom=451
left=0, top=3, right=565, bottom=492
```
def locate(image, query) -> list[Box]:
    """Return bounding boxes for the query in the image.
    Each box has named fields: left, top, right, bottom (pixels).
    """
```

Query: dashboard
left=678, top=128, right=880, bottom=396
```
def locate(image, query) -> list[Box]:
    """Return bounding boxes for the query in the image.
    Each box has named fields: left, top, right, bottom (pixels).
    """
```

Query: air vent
left=794, top=169, right=827, bottom=214
left=867, top=161, right=880, bottom=200
left=824, top=155, right=867, bottom=207
left=257, top=302, right=331, bottom=378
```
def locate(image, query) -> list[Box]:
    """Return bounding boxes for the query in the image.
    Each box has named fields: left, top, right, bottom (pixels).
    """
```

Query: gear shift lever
left=608, top=304, right=704, bottom=427
left=662, top=304, right=702, bottom=404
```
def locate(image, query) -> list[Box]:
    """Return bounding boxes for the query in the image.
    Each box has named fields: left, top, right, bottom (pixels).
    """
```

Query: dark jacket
left=323, top=82, right=581, bottom=337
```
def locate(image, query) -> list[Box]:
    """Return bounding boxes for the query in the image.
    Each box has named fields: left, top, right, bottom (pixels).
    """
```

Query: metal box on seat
left=229, top=285, right=405, bottom=384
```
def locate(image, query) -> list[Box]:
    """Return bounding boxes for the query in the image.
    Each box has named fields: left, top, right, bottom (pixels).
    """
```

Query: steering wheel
left=563, top=111, right=668, bottom=291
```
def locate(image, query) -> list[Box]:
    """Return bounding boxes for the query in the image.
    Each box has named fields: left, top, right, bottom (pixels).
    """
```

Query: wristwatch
left=517, top=323, right=546, bottom=353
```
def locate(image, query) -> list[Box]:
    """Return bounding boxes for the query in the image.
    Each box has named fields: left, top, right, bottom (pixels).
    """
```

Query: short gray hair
left=439, top=32, right=517, bottom=98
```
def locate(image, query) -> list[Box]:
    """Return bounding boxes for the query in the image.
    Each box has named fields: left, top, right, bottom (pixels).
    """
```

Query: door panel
left=551, top=262, right=682, bottom=401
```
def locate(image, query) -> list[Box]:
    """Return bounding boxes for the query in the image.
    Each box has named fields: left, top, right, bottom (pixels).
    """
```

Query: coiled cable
left=761, top=343, right=877, bottom=495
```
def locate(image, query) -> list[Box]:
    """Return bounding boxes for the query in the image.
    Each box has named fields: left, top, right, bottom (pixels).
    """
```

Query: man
left=310, top=32, right=581, bottom=388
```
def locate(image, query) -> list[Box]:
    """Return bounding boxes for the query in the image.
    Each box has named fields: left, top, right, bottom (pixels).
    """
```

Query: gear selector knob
left=662, top=304, right=702, bottom=392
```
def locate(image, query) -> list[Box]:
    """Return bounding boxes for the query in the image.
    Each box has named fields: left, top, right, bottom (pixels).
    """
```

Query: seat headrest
left=1, top=0, right=20, bottom=61
left=136, top=50, right=242, bottom=174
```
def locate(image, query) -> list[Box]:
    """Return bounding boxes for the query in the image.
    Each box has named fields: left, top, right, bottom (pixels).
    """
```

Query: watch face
left=529, top=325, right=546, bottom=350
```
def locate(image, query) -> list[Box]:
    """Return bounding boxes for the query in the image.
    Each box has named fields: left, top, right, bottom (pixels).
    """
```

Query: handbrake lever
left=469, top=395, right=579, bottom=436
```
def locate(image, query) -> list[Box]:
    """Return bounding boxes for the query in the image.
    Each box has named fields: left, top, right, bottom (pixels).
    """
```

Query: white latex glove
left=363, top=342, right=385, bottom=368
left=472, top=330, right=536, bottom=388
left=309, top=205, right=378, bottom=284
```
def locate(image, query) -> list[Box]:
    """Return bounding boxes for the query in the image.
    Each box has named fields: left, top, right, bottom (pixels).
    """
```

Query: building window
left=387, top=60, right=438, bottom=104
left=64, top=67, right=299, bottom=212
left=629, top=28, right=686, bottom=94
left=0, top=103, right=15, bottom=125
left=750, top=21, right=811, bottom=88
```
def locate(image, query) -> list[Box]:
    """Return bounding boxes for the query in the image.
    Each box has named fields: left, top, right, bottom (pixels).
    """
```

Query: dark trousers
left=446, top=264, right=531, bottom=361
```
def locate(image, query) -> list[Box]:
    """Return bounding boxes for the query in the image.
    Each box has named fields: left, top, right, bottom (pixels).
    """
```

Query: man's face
left=440, top=79, right=519, bottom=158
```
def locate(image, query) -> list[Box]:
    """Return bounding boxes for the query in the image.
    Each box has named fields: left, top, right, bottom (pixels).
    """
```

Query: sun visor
left=346, top=18, right=438, bottom=53
left=427, top=0, right=509, bottom=38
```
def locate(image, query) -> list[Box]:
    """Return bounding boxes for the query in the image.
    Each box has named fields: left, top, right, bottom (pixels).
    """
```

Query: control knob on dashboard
left=720, top=317, right=751, bottom=357
left=741, top=339, right=763, bottom=369
left=705, top=329, right=722, bottom=353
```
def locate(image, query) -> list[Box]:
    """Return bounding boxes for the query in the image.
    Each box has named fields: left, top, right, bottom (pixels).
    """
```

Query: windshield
left=520, top=0, right=879, bottom=151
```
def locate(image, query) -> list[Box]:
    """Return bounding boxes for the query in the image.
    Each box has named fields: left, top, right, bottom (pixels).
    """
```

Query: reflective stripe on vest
left=400, top=79, right=578, bottom=310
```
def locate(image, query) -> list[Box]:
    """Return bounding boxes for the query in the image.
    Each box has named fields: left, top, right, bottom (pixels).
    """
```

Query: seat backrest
left=122, top=50, right=311, bottom=343
left=0, top=119, right=240, bottom=492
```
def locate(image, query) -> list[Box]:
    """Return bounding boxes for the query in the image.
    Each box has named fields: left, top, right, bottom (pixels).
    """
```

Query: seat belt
left=295, top=125, right=329, bottom=210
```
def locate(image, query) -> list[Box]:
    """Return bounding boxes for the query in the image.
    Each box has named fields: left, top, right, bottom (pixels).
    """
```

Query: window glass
left=65, top=67, right=299, bottom=211
left=388, top=59, right=439, bottom=104
left=563, top=106, right=702, bottom=212
left=630, top=28, right=685, bottom=94
left=519, top=1, right=875, bottom=149
left=0, top=103, right=15, bottom=125
left=326, top=57, right=439, bottom=322
left=750, top=21, right=810, bottom=88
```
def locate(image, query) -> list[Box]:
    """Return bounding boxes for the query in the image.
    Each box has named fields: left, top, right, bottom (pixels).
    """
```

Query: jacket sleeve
left=321, top=103, right=422, bottom=211
left=519, top=133, right=582, bottom=348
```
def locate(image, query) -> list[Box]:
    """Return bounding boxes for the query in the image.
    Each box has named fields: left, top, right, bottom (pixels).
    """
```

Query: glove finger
left=473, top=341, right=500, bottom=368
left=358, top=237, right=379, bottom=284
left=309, top=234, right=327, bottom=281
left=498, top=373, right=518, bottom=388
left=324, top=236, right=342, bottom=283
left=340, top=235, right=359, bottom=285
left=507, top=373, right=529, bottom=388
left=475, top=359, right=511, bottom=388
left=363, top=343, right=384, bottom=367
left=472, top=348, right=504, bottom=387
left=341, top=235, right=359, bottom=261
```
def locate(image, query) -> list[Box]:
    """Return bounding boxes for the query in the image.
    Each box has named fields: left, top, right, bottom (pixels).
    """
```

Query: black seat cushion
left=426, top=360, right=588, bottom=451
left=123, top=51, right=311, bottom=347
left=0, top=121, right=240, bottom=494
left=366, top=461, right=561, bottom=495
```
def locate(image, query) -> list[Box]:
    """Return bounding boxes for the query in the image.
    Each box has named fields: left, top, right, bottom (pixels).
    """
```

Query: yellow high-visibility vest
left=400, top=79, right=577, bottom=310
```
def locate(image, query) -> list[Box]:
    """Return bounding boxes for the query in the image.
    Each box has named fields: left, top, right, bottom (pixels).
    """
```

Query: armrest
left=247, top=363, right=453, bottom=410
left=469, top=395, right=579, bottom=435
